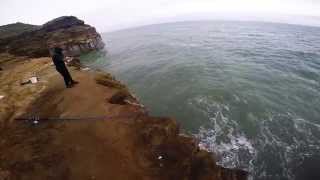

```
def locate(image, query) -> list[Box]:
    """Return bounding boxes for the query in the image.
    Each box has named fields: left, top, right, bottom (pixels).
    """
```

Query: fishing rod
left=15, top=114, right=142, bottom=125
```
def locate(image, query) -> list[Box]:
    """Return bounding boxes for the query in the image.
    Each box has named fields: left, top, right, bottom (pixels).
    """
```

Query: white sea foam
left=192, top=96, right=257, bottom=172
left=192, top=95, right=320, bottom=180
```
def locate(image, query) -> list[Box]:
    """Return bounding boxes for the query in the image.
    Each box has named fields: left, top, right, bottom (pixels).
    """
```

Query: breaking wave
left=192, top=95, right=320, bottom=180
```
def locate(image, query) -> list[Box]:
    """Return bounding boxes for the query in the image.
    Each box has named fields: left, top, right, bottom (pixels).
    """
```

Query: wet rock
left=134, top=116, right=248, bottom=180
left=109, top=89, right=133, bottom=105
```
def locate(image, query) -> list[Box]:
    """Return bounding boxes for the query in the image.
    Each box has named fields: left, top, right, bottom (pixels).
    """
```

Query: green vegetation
left=95, top=73, right=127, bottom=89
left=0, top=22, right=39, bottom=40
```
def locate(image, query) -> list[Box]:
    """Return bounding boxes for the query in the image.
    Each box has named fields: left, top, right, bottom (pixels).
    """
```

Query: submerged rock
left=0, top=16, right=104, bottom=57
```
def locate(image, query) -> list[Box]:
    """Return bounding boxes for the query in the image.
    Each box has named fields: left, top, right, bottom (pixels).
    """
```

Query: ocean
left=81, top=21, right=320, bottom=180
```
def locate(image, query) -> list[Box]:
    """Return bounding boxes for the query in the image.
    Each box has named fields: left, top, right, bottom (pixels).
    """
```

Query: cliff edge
left=0, top=17, right=247, bottom=180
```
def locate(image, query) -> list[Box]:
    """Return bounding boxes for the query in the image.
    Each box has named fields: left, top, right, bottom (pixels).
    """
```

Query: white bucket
left=30, top=77, right=38, bottom=84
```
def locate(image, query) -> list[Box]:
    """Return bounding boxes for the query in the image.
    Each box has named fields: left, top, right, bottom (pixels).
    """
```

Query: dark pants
left=56, top=65, right=73, bottom=87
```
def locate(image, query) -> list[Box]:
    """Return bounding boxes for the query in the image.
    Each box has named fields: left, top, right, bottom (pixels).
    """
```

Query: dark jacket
left=52, top=53, right=66, bottom=69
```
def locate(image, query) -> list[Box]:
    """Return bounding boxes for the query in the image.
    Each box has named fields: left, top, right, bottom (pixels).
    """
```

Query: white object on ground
left=29, top=77, right=38, bottom=84
left=158, top=156, right=163, bottom=160
left=124, top=100, right=144, bottom=108
left=198, top=143, right=208, bottom=151
left=81, top=67, right=90, bottom=71
left=0, top=95, right=4, bottom=100
left=66, top=56, right=73, bottom=62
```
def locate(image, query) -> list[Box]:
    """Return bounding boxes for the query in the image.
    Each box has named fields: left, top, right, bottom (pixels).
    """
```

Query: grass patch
left=95, top=73, right=126, bottom=89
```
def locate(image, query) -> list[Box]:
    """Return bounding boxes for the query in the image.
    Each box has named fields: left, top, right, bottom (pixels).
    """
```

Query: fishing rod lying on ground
left=15, top=114, right=143, bottom=125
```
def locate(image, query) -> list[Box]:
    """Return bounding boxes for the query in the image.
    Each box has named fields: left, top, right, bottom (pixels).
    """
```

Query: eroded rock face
left=135, top=116, right=248, bottom=180
left=0, top=16, right=104, bottom=57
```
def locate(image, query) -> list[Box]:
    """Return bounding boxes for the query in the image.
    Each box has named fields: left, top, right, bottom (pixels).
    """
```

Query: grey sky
left=1, top=0, right=320, bottom=32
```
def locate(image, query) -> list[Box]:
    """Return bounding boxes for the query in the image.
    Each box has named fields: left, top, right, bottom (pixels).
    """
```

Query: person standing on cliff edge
left=52, top=47, right=79, bottom=88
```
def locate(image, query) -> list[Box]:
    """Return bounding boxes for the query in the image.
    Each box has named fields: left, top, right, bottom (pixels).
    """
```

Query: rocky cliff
left=0, top=16, right=104, bottom=57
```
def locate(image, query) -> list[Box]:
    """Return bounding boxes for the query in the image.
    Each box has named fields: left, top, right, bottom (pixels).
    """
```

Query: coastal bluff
left=0, top=16, right=104, bottom=57
left=0, top=16, right=247, bottom=180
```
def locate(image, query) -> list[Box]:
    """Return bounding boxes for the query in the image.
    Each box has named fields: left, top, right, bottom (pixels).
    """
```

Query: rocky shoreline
left=0, top=16, right=247, bottom=180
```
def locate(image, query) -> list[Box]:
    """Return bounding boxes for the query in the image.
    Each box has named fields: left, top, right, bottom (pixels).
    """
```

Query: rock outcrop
left=0, top=16, right=104, bottom=58
left=0, top=22, right=39, bottom=40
